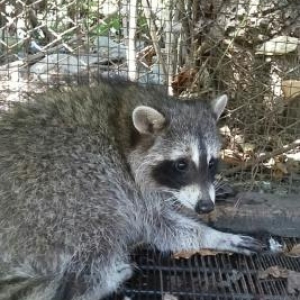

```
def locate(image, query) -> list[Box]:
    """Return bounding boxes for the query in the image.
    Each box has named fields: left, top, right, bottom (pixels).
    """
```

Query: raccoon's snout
left=174, top=184, right=216, bottom=213
left=195, top=200, right=215, bottom=214
left=194, top=184, right=216, bottom=213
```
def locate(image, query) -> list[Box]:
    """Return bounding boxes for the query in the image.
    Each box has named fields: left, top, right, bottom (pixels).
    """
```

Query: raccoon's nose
left=195, top=201, right=215, bottom=214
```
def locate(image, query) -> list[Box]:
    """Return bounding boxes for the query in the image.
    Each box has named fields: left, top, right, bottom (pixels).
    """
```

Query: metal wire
left=106, top=238, right=300, bottom=300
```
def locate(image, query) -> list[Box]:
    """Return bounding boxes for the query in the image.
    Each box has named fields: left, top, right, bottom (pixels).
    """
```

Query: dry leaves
left=173, top=249, right=232, bottom=259
left=219, top=119, right=300, bottom=178
left=263, top=154, right=300, bottom=180
left=172, top=68, right=198, bottom=96
left=219, top=130, right=255, bottom=168
left=258, top=266, right=300, bottom=295
left=220, top=126, right=300, bottom=178
left=220, top=149, right=245, bottom=165
left=136, top=45, right=156, bottom=66
left=284, top=244, right=300, bottom=258
left=282, top=80, right=300, bottom=102
left=258, top=266, right=289, bottom=279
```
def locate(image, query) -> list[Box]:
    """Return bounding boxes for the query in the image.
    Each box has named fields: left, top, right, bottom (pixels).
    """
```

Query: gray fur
left=0, top=79, right=263, bottom=300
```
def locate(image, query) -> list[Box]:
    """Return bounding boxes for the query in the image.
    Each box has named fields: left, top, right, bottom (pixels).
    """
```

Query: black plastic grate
left=107, top=238, right=300, bottom=300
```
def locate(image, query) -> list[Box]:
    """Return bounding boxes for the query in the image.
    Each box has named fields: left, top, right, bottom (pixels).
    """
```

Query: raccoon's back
left=0, top=85, right=138, bottom=257
left=1, top=84, right=117, bottom=131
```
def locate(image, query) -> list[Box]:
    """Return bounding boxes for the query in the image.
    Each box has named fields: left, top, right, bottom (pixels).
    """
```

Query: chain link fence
left=0, top=0, right=300, bottom=195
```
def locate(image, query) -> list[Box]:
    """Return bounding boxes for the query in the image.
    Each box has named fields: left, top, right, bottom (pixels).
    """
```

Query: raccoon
left=0, top=78, right=264, bottom=300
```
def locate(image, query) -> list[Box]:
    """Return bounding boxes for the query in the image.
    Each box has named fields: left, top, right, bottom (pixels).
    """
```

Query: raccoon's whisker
left=163, top=196, right=176, bottom=202
left=215, top=185, right=221, bottom=192
left=214, top=178, right=222, bottom=186
left=141, top=188, right=175, bottom=204
left=214, top=180, right=224, bottom=192
left=163, top=191, right=180, bottom=203
left=160, top=188, right=176, bottom=194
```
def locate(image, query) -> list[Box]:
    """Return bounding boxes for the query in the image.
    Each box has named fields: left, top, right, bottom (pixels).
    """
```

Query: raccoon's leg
left=53, top=255, right=133, bottom=300
left=0, top=263, right=66, bottom=300
left=0, top=254, right=133, bottom=300
left=82, top=256, right=133, bottom=300
left=150, top=209, right=265, bottom=255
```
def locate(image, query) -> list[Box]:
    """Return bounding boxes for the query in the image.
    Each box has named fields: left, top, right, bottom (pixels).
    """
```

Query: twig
left=42, top=25, right=79, bottom=53
left=190, top=0, right=199, bottom=65
left=172, top=3, right=180, bottom=74
left=164, top=0, right=174, bottom=95
left=0, top=36, right=79, bottom=71
left=209, top=15, right=248, bottom=81
left=128, top=0, right=137, bottom=81
left=224, top=139, right=300, bottom=176
left=28, top=8, right=56, bottom=42
left=141, top=0, right=167, bottom=77
left=178, top=0, right=191, bottom=65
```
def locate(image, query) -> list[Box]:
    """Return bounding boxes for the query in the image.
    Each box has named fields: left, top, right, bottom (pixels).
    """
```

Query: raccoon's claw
left=229, top=235, right=266, bottom=255
left=236, top=235, right=266, bottom=252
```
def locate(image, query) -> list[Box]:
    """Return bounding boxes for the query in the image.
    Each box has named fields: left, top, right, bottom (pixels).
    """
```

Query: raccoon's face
left=129, top=95, right=227, bottom=214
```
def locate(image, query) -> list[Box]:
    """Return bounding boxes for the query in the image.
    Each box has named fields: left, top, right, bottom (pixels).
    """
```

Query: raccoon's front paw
left=227, top=234, right=266, bottom=255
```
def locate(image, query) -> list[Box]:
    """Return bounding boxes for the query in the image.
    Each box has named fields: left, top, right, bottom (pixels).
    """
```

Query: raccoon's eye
left=174, top=159, right=189, bottom=173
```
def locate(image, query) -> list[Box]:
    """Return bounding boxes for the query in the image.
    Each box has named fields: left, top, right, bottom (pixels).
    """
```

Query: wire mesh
left=106, top=238, right=300, bottom=300
left=0, top=0, right=300, bottom=299
left=0, top=0, right=299, bottom=192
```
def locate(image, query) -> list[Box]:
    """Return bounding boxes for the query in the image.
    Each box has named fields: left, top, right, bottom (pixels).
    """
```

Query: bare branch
left=141, top=0, right=167, bottom=77
left=128, top=0, right=137, bottom=81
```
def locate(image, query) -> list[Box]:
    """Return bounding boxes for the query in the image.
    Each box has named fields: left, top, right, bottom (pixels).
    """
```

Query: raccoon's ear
left=132, top=106, right=166, bottom=135
left=211, top=94, right=228, bottom=120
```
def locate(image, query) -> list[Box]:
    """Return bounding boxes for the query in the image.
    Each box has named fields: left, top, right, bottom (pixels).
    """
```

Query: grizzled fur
left=0, top=79, right=264, bottom=300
